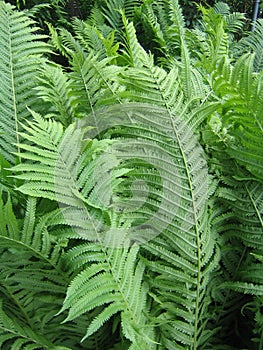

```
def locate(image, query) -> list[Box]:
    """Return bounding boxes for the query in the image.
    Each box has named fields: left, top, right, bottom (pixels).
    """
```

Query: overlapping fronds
left=207, top=53, right=263, bottom=181
left=101, top=0, right=142, bottom=31
left=236, top=19, right=263, bottom=72
left=0, top=189, right=112, bottom=349
left=72, top=17, right=119, bottom=60
left=61, top=244, right=154, bottom=348
left=11, top=99, right=218, bottom=349
left=141, top=0, right=200, bottom=99
left=35, top=64, right=75, bottom=125
left=1, top=0, right=262, bottom=349
left=118, top=18, right=209, bottom=123
left=217, top=176, right=263, bottom=259
left=0, top=2, right=48, bottom=163
left=0, top=193, right=59, bottom=346
left=10, top=109, right=156, bottom=348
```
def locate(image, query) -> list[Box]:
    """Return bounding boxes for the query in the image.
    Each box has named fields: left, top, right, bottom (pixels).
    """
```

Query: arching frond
left=0, top=299, right=55, bottom=350
left=236, top=19, right=263, bottom=72
left=217, top=176, right=263, bottom=252
left=213, top=1, right=230, bottom=16
left=0, top=2, right=48, bottom=163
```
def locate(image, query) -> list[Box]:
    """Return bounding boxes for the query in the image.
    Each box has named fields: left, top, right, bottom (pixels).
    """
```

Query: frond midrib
left=143, top=59, right=203, bottom=347
left=7, top=11, right=20, bottom=161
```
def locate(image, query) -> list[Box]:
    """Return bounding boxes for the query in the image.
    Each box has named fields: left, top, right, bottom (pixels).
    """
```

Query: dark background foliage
left=6, top=0, right=258, bottom=28
left=181, top=0, right=255, bottom=26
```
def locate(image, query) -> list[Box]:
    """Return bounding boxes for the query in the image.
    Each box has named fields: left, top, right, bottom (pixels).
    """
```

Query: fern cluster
left=0, top=0, right=262, bottom=349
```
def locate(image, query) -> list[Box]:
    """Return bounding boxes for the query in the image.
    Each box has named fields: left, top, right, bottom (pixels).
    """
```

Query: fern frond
left=61, top=245, right=154, bottom=348
left=0, top=299, right=53, bottom=349
left=220, top=282, right=263, bottom=296
left=141, top=1, right=207, bottom=100
left=118, top=23, right=210, bottom=129
left=213, top=1, right=230, bottom=16
left=236, top=19, right=263, bottom=72
left=35, top=64, right=75, bottom=125
left=68, top=51, right=123, bottom=116
left=72, top=17, right=118, bottom=60
left=217, top=177, right=263, bottom=250
left=101, top=0, right=142, bottom=31
left=91, top=104, right=218, bottom=348
left=0, top=2, right=49, bottom=163
left=141, top=0, right=167, bottom=54
left=220, top=54, right=263, bottom=180
left=0, top=193, right=65, bottom=347
left=193, top=5, right=229, bottom=72
left=0, top=189, right=111, bottom=349
left=197, top=50, right=263, bottom=181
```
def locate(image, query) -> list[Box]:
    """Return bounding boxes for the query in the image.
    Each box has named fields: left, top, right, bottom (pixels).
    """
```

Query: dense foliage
left=6, top=0, right=257, bottom=30
left=0, top=0, right=263, bottom=349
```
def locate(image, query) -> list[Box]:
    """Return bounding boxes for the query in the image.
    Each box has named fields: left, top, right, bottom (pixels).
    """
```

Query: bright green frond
left=0, top=2, right=49, bottom=164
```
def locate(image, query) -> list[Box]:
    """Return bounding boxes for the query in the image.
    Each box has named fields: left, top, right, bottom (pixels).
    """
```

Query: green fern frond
left=224, top=12, right=245, bottom=34
left=221, top=55, right=263, bottom=180
left=220, top=282, right=263, bottom=296
left=213, top=1, right=230, bottom=16
left=72, top=18, right=118, bottom=60
left=36, top=64, right=76, bottom=125
left=166, top=0, right=186, bottom=50
left=61, top=245, right=154, bottom=348
left=194, top=5, right=229, bottom=72
left=198, top=51, right=263, bottom=181
left=120, top=14, right=146, bottom=67
left=0, top=2, right=49, bottom=164
left=47, top=23, right=86, bottom=60
left=0, top=189, right=111, bottom=349
left=141, top=0, right=167, bottom=53
left=217, top=177, right=263, bottom=250
left=118, top=24, right=208, bottom=127
left=68, top=51, right=123, bottom=116
left=236, top=19, right=263, bottom=72
left=142, top=0, right=207, bottom=100
left=101, top=0, right=142, bottom=31
left=0, top=193, right=65, bottom=348
left=0, top=299, right=53, bottom=349
left=93, top=104, right=218, bottom=348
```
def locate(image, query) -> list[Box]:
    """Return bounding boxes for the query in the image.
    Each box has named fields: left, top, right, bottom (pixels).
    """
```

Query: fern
left=101, top=0, right=142, bottom=31
left=0, top=2, right=48, bottom=164
left=72, top=17, right=118, bottom=60
left=10, top=109, right=157, bottom=348
left=236, top=19, right=263, bottom=72
left=35, top=64, right=76, bottom=125
left=0, top=188, right=113, bottom=349
left=208, top=53, right=263, bottom=181
left=1, top=1, right=263, bottom=349
left=45, top=26, right=123, bottom=118
left=11, top=93, right=218, bottom=348
left=117, top=17, right=209, bottom=124
left=141, top=0, right=199, bottom=100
